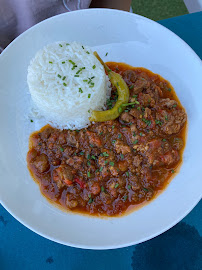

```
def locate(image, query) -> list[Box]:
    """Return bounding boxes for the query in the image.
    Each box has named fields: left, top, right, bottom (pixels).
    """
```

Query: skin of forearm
left=90, top=0, right=132, bottom=11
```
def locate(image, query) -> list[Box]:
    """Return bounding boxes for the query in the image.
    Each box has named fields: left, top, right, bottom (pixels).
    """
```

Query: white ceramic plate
left=0, top=9, right=201, bottom=250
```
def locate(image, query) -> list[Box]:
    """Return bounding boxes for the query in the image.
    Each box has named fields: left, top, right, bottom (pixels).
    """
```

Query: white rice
left=27, top=41, right=111, bottom=130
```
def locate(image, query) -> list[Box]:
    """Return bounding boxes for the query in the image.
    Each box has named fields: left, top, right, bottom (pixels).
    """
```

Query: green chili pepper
left=89, top=52, right=129, bottom=122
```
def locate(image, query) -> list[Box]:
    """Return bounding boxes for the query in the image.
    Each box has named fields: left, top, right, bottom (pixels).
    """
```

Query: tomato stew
left=27, top=63, right=187, bottom=216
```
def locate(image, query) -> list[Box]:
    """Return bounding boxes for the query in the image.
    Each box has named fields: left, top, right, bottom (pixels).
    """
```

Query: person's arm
left=90, top=0, right=132, bottom=11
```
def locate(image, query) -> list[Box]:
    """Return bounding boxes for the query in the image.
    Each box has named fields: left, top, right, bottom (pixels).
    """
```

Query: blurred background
left=0, top=0, right=202, bottom=51
left=91, top=0, right=202, bottom=20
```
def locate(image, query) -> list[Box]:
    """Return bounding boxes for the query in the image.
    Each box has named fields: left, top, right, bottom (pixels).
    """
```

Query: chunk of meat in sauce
left=66, top=155, right=84, bottom=170
left=88, top=181, right=101, bottom=195
left=120, top=112, right=133, bottom=123
left=66, top=194, right=78, bottom=209
left=66, top=132, right=79, bottom=147
left=129, top=108, right=141, bottom=118
left=86, top=131, right=102, bottom=147
left=115, top=140, right=131, bottom=154
left=53, top=164, right=74, bottom=188
left=132, top=78, right=150, bottom=94
left=122, top=70, right=136, bottom=85
left=32, top=154, right=50, bottom=173
left=161, top=109, right=187, bottom=135
left=160, top=150, right=179, bottom=166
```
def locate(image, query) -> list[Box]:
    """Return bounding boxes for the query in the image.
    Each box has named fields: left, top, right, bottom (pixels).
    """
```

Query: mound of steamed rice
left=27, top=41, right=111, bottom=130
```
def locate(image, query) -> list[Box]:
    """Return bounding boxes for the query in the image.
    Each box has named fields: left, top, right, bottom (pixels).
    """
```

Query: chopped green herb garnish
left=63, top=82, right=67, bottom=86
left=100, top=167, right=103, bottom=172
left=72, top=65, right=77, bottom=70
left=74, top=75, right=79, bottom=77
left=87, top=171, right=91, bottom=177
left=69, top=60, right=76, bottom=65
left=171, top=169, right=175, bottom=173
left=133, top=132, right=136, bottom=137
left=82, top=45, right=84, bottom=49
left=103, top=152, right=109, bottom=157
left=80, top=151, right=84, bottom=155
left=120, top=154, right=124, bottom=160
left=115, top=183, right=119, bottom=188
left=133, top=140, right=138, bottom=144
left=30, top=119, right=33, bottom=123
left=109, top=161, right=114, bottom=166
left=162, top=139, right=166, bottom=142
left=118, top=107, right=122, bottom=113
left=62, top=61, right=65, bottom=64
left=88, top=198, right=93, bottom=204
left=91, top=155, right=96, bottom=160
left=112, top=140, right=116, bottom=144
left=95, top=169, right=99, bottom=173
left=99, top=132, right=103, bottom=135
left=173, top=104, right=177, bottom=108
left=165, top=115, right=168, bottom=121
left=142, top=118, right=151, bottom=126
left=104, top=160, right=108, bottom=165
left=83, top=79, right=88, bottom=82
left=143, top=187, right=149, bottom=192
left=117, top=82, right=119, bottom=86
left=60, top=147, right=64, bottom=152
left=105, top=52, right=108, bottom=56
left=168, top=88, right=171, bottom=92
left=129, top=85, right=134, bottom=89
left=87, top=154, right=91, bottom=159
left=66, top=43, right=70, bottom=46
left=79, top=88, right=83, bottom=93
left=128, top=185, right=131, bottom=190
left=88, top=110, right=90, bottom=113
left=49, top=61, right=53, bottom=64
left=139, top=132, right=143, bottom=136
left=155, top=120, right=163, bottom=126
left=90, top=144, right=94, bottom=147
left=57, top=74, right=62, bottom=78
left=137, top=107, right=141, bottom=111
left=92, top=65, right=96, bottom=69
left=123, top=195, right=128, bottom=201
left=76, top=67, right=85, bottom=74
left=101, top=186, right=105, bottom=192
left=88, top=94, right=91, bottom=98
left=62, top=76, right=66, bottom=80
left=118, top=134, right=122, bottom=139
left=59, top=44, right=62, bottom=47
left=86, top=51, right=90, bottom=54
left=126, top=171, right=129, bottom=177
left=87, top=161, right=91, bottom=166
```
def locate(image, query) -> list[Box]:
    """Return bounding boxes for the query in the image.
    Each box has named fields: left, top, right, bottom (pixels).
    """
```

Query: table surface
left=0, top=11, right=202, bottom=270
